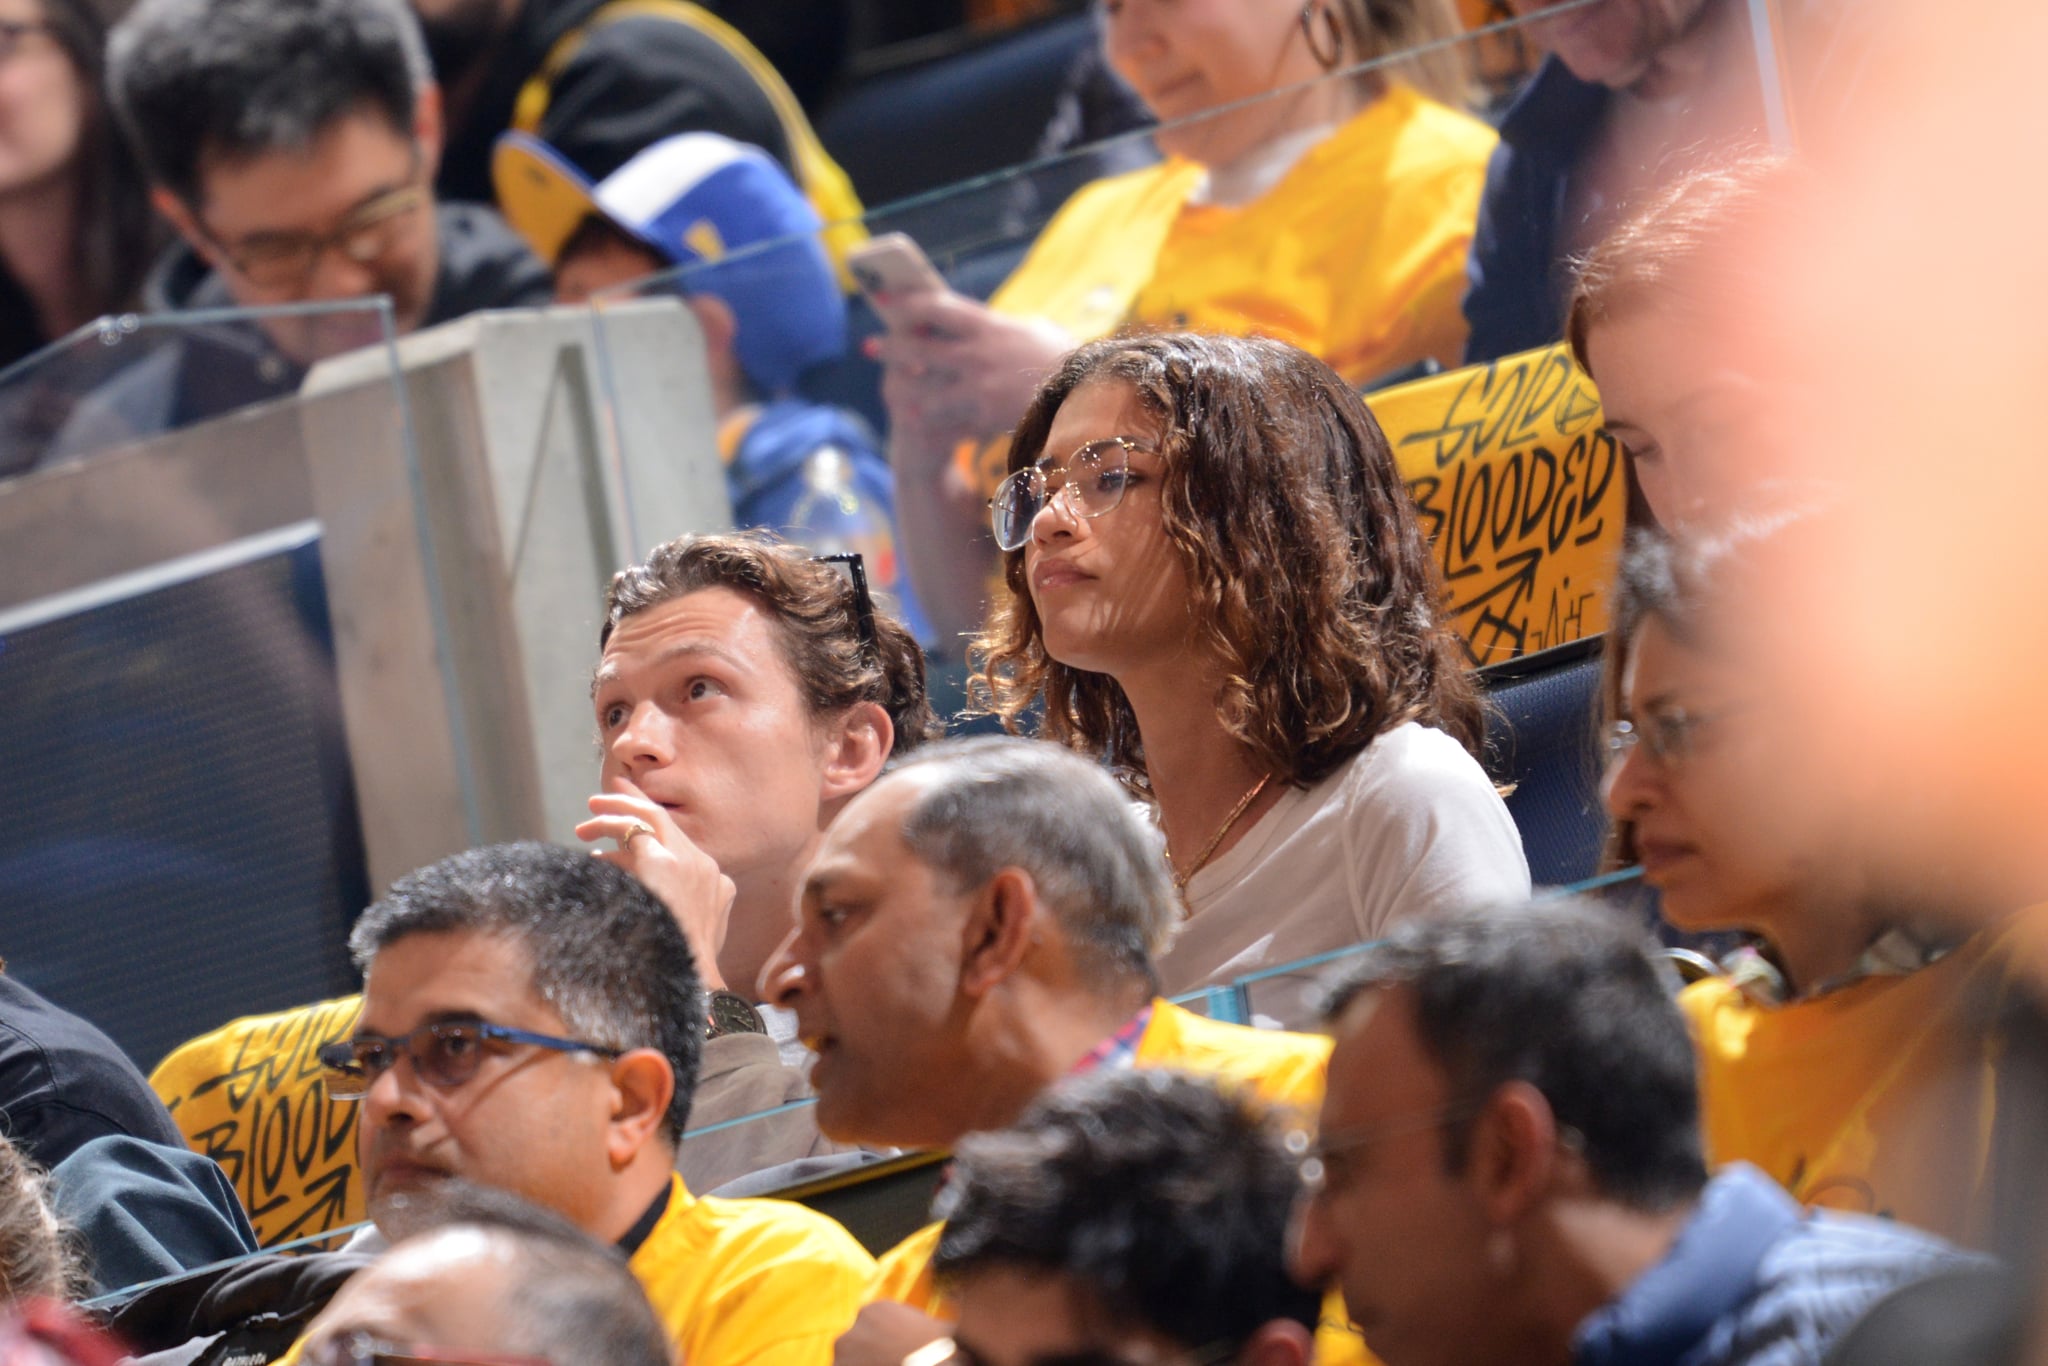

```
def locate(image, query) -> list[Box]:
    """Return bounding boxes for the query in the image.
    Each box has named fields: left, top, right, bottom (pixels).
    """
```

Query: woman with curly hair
left=976, top=332, right=1527, bottom=1016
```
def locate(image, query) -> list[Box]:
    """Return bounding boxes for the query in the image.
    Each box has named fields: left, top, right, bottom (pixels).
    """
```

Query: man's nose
left=359, top=1049, right=429, bottom=1130
left=303, top=241, right=383, bottom=303
left=759, top=929, right=809, bottom=1008
left=1287, top=1190, right=1341, bottom=1292
left=609, top=701, right=678, bottom=772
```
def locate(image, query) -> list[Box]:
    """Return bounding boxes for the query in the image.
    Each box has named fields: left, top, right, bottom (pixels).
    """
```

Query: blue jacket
left=1574, top=1164, right=1986, bottom=1366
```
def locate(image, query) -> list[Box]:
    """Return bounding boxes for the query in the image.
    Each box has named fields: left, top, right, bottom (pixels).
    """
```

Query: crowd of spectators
left=0, top=2, right=2043, bottom=1366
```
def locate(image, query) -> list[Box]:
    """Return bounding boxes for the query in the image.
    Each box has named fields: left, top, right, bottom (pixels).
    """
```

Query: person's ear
left=1236, top=1318, right=1314, bottom=1366
left=1465, top=1081, right=1558, bottom=1225
left=603, top=1048, right=675, bottom=1169
left=151, top=187, right=217, bottom=265
left=413, top=82, right=446, bottom=182
left=959, top=867, right=1037, bottom=998
left=820, top=701, right=892, bottom=805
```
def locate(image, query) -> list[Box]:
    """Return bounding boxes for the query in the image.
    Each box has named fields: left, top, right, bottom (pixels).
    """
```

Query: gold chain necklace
left=1167, top=773, right=1273, bottom=901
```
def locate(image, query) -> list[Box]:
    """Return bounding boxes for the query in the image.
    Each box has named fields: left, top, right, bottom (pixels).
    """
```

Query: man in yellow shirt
left=758, top=737, right=1347, bottom=1366
left=331, top=840, right=874, bottom=1366
left=151, top=534, right=939, bottom=1243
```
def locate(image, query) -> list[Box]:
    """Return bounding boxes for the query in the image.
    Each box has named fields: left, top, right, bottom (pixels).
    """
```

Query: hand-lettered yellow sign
left=151, top=995, right=365, bottom=1247
left=1368, top=343, right=1623, bottom=665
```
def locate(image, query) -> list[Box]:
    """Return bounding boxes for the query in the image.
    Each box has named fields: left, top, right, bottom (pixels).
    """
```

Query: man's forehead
left=1325, top=984, right=1437, bottom=1115
left=597, top=588, right=790, bottom=676
left=809, top=771, right=926, bottom=878
left=361, top=929, right=545, bottom=1022
left=318, top=1228, right=514, bottom=1343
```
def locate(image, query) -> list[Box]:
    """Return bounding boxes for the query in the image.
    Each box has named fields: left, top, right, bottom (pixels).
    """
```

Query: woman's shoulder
left=1333, top=720, right=1498, bottom=796
left=1362, top=84, right=1500, bottom=172
left=1040, top=156, right=1208, bottom=229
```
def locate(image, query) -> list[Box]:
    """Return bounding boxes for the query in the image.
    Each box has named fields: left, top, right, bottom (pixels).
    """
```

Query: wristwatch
left=706, top=990, right=766, bottom=1039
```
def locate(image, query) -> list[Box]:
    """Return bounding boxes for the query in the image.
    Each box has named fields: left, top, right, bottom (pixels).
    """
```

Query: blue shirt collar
left=1573, top=1165, right=1801, bottom=1366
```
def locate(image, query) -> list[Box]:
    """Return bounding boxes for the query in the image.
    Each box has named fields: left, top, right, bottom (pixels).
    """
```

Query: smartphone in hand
left=848, top=233, right=956, bottom=339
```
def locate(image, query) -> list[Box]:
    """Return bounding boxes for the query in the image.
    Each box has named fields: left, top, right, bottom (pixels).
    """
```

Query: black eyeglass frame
left=811, top=551, right=879, bottom=664
left=316, top=1020, right=623, bottom=1099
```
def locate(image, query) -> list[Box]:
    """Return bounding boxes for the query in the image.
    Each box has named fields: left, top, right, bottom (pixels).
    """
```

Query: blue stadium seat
left=1478, top=635, right=1607, bottom=887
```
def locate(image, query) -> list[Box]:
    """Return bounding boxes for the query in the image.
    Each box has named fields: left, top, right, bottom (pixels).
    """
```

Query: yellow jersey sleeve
left=632, top=1176, right=876, bottom=1366
left=149, top=995, right=366, bottom=1246
left=868, top=1219, right=948, bottom=1316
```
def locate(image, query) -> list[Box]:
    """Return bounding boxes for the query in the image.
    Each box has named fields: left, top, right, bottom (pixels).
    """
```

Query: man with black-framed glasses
left=335, top=841, right=874, bottom=1366
left=1289, top=897, right=1987, bottom=1366
left=152, top=532, right=939, bottom=1242
left=99, top=0, right=549, bottom=421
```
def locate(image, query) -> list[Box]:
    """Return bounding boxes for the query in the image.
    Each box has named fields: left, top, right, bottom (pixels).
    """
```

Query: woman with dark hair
left=0, top=0, right=154, bottom=370
left=976, top=332, right=1527, bottom=1016
left=877, top=0, right=1496, bottom=642
left=1602, top=516, right=2014, bottom=1245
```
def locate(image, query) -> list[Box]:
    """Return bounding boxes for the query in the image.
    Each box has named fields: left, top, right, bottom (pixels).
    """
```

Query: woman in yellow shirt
left=1602, top=519, right=2012, bottom=1247
left=876, top=0, right=1496, bottom=640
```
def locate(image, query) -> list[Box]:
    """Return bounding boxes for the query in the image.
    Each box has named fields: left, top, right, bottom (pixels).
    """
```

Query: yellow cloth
left=1681, top=926, right=2022, bottom=1247
left=149, top=996, right=366, bottom=1247
left=635, top=1172, right=875, bottom=1366
left=866, top=1001, right=1373, bottom=1366
left=957, top=84, right=1496, bottom=499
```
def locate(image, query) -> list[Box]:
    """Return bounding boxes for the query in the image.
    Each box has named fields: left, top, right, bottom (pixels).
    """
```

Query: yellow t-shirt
left=865, top=1001, right=1373, bottom=1365
left=1680, top=927, right=2020, bottom=1247
left=957, top=84, right=1497, bottom=498
left=635, top=1172, right=875, bottom=1366
left=149, top=996, right=366, bottom=1247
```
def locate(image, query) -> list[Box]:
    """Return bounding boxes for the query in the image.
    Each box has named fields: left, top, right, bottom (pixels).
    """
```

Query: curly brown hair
left=602, top=531, right=942, bottom=754
left=974, top=332, right=1482, bottom=795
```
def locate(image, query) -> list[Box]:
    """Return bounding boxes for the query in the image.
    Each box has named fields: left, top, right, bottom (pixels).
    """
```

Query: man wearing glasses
left=151, top=533, right=938, bottom=1242
left=100, top=0, right=549, bottom=420
left=1288, top=898, right=1983, bottom=1366
left=325, top=841, right=873, bottom=1366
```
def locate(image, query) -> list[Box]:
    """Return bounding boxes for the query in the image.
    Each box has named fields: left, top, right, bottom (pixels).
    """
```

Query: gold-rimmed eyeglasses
left=988, top=435, right=1145, bottom=552
left=204, top=181, right=428, bottom=291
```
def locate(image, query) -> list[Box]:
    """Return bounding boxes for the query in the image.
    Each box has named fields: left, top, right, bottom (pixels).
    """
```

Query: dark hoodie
left=4, top=203, right=548, bottom=476
left=436, top=0, right=792, bottom=205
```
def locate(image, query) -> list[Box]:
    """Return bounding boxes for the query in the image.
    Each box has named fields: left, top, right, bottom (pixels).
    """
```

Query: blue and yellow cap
left=494, top=129, right=847, bottom=395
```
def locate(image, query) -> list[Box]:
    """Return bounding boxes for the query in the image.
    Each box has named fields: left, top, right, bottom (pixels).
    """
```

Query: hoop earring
left=1299, top=1, right=1344, bottom=70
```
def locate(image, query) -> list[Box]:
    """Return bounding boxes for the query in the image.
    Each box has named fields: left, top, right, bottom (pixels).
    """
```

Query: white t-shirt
left=1157, top=722, right=1530, bottom=1026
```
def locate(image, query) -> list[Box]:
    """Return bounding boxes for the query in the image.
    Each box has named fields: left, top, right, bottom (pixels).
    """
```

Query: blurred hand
left=833, top=1302, right=950, bottom=1366
left=873, top=290, right=1072, bottom=451
left=576, top=781, right=738, bottom=991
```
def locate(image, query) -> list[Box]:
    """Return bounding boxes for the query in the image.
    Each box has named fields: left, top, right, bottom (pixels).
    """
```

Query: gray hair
left=889, top=737, right=1175, bottom=991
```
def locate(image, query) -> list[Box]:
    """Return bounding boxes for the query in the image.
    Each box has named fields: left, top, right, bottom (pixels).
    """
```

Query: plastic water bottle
left=786, top=445, right=929, bottom=642
left=789, top=446, right=902, bottom=589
